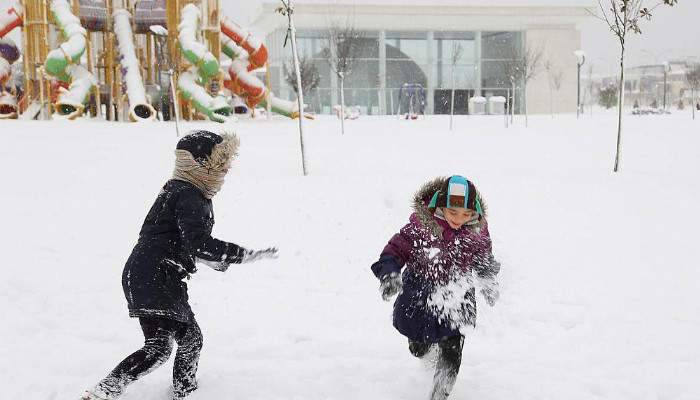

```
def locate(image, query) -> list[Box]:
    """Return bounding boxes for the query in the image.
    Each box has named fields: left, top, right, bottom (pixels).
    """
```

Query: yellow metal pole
left=205, top=0, right=220, bottom=97
left=265, top=62, right=272, bottom=119
left=166, top=0, right=183, bottom=120
left=38, top=66, right=45, bottom=118
left=104, top=31, right=113, bottom=120
left=114, top=33, right=123, bottom=121
left=146, top=33, right=153, bottom=84
left=18, top=0, right=52, bottom=118
left=41, top=0, right=52, bottom=118
left=20, top=0, right=32, bottom=114
left=106, top=0, right=116, bottom=120
left=91, top=33, right=102, bottom=118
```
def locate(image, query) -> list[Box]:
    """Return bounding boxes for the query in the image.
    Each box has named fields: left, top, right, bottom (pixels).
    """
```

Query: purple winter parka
left=371, top=177, right=500, bottom=343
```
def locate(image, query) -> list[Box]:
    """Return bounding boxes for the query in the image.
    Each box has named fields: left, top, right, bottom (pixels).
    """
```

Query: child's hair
left=428, top=176, right=483, bottom=215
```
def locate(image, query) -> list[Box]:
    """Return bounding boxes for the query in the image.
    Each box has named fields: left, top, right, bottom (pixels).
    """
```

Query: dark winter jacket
left=122, top=179, right=245, bottom=323
left=371, top=177, right=500, bottom=343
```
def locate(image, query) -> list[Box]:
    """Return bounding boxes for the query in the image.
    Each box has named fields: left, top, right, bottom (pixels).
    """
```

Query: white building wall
left=525, top=27, right=581, bottom=114
left=253, top=3, right=589, bottom=115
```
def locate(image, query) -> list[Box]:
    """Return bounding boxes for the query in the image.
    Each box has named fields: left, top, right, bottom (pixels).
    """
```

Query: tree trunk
left=389, top=89, right=395, bottom=116
left=693, top=88, right=696, bottom=120
left=549, top=83, right=553, bottom=118
left=613, top=45, right=625, bottom=173
left=505, top=88, right=510, bottom=128
left=340, top=74, right=345, bottom=135
left=169, top=72, right=180, bottom=137
left=525, top=83, right=529, bottom=128
left=450, top=66, right=455, bottom=130
left=511, top=82, right=516, bottom=124
left=288, top=3, right=308, bottom=176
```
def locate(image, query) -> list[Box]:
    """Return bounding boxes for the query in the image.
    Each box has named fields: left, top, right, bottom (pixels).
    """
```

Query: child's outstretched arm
left=175, top=189, right=278, bottom=271
left=471, top=223, right=501, bottom=306
left=371, top=224, right=414, bottom=301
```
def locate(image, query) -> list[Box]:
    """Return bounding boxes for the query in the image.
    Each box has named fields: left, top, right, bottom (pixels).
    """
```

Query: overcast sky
left=1, top=0, right=696, bottom=76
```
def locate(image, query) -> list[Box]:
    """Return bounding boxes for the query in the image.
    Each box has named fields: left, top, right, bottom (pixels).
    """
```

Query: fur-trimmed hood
left=412, top=176, right=489, bottom=238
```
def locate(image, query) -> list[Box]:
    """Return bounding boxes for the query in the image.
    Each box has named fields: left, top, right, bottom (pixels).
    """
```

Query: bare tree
left=521, top=45, right=543, bottom=127
left=276, top=0, right=308, bottom=175
left=685, top=62, right=700, bottom=120
left=449, top=42, right=463, bottom=131
left=544, top=59, right=564, bottom=117
left=284, top=55, right=321, bottom=96
left=589, top=0, right=678, bottom=172
left=322, top=20, right=364, bottom=135
left=502, top=44, right=543, bottom=127
left=501, top=51, right=520, bottom=125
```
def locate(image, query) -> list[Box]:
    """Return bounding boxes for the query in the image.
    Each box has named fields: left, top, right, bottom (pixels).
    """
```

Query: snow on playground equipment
left=176, top=3, right=231, bottom=123
left=0, top=3, right=23, bottom=38
left=0, top=4, right=23, bottom=119
left=113, top=9, right=155, bottom=121
left=1, top=0, right=306, bottom=123
left=45, top=0, right=97, bottom=119
left=0, top=38, right=20, bottom=118
left=0, top=92, right=18, bottom=118
left=221, top=17, right=309, bottom=119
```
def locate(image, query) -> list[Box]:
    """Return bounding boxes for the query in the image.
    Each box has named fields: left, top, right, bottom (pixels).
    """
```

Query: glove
left=478, top=278, right=499, bottom=306
left=240, top=247, right=279, bottom=263
left=380, top=272, right=402, bottom=301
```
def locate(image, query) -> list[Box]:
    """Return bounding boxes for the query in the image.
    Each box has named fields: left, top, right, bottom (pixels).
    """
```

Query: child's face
left=442, top=207, right=478, bottom=230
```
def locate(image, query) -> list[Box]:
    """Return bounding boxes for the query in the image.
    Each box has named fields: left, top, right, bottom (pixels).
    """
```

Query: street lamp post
left=574, top=50, right=586, bottom=119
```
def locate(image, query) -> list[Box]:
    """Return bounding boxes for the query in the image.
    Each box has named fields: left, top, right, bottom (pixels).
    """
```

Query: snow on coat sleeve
left=471, top=222, right=500, bottom=280
left=371, top=223, right=414, bottom=279
left=174, top=188, right=246, bottom=268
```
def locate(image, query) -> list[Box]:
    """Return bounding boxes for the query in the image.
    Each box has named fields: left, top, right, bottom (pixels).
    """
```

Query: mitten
left=241, top=247, right=279, bottom=263
left=478, top=277, right=499, bottom=306
left=380, top=272, right=402, bottom=301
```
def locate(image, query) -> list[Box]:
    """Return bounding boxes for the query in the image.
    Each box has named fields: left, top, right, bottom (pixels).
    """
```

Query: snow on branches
left=591, top=0, right=678, bottom=39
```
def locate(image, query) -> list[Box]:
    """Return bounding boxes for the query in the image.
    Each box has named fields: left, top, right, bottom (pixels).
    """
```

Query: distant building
left=593, top=59, right=699, bottom=110
left=251, top=0, right=590, bottom=115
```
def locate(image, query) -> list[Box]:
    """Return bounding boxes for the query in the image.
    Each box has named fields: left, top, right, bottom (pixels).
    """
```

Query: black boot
left=172, top=320, right=203, bottom=399
left=429, top=336, right=464, bottom=400
left=409, top=340, right=433, bottom=359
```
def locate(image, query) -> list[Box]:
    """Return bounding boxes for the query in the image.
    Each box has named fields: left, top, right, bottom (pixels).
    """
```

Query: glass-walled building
left=253, top=0, right=589, bottom=115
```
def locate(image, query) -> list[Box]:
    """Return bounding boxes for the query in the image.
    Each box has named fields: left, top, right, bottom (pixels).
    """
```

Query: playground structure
left=0, top=0, right=303, bottom=122
left=397, top=83, right=426, bottom=119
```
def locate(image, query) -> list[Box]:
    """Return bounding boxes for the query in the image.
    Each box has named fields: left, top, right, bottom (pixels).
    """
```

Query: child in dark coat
left=81, top=130, right=278, bottom=400
left=371, top=175, right=500, bottom=400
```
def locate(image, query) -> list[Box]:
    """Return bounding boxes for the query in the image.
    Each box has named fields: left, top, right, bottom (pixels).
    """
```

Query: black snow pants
left=409, top=335, right=465, bottom=400
left=96, top=317, right=203, bottom=398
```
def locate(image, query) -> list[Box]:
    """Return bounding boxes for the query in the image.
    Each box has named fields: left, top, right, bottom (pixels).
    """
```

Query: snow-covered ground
left=1, top=111, right=699, bottom=400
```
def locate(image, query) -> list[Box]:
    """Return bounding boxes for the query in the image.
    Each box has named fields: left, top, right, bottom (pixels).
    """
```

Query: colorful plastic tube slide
left=0, top=3, right=23, bottom=119
left=0, top=2, right=22, bottom=38
left=0, top=38, right=19, bottom=119
left=45, top=0, right=97, bottom=119
left=220, top=17, right=307, bottom=119
left=113, top=9, right=155, bottom=121
left=177, top=4, right=232, bottom=123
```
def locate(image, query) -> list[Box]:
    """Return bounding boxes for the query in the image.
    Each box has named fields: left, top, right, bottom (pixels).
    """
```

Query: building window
left=481, top=31, right=524, bottom=113
left=481, top=31, right=522, bottom=60
left=271, top=28, right=527, bottom=114
left=434, top=33, right=477, bottom=89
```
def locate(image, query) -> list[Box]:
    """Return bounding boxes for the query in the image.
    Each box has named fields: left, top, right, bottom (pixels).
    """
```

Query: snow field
left=0, top=111, right=698, bottom=399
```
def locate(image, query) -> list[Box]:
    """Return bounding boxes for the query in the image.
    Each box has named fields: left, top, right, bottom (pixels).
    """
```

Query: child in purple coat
left=371, top=175, right=500, bottom=400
